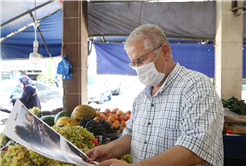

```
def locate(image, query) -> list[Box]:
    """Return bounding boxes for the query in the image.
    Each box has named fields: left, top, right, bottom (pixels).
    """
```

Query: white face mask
left=135, top=49, right=167, bottom=86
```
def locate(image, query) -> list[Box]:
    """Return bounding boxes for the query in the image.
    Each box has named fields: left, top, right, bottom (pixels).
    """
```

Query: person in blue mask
left=86, top=24, right=224, bottom=166
left=10, top=75, right=41, bottom=110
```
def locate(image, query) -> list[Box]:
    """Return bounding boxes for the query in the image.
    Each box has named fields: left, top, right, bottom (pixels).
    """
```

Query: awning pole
left=1, top=0, right=54, bottom=28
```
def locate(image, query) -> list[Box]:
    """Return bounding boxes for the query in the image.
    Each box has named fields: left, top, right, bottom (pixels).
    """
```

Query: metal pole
left=1, top=0, right=54, bottom=28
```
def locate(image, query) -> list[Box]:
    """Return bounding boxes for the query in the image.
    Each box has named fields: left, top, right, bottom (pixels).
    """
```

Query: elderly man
left=86, top=24, right=224, bottom=166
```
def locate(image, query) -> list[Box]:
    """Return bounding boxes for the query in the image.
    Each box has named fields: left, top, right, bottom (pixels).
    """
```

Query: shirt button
left=144, top=141, right=147, bottom=144
left=148, top=122, right=151, bottom=125
left=151, top=103, right=154, bottom=107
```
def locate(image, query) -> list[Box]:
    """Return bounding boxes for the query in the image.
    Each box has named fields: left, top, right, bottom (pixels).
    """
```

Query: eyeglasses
left=128, top=45, right=162, bottom=69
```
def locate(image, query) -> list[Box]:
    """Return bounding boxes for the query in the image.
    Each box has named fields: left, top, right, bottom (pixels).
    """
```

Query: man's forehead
left=127, top=41, right=145, bottom=53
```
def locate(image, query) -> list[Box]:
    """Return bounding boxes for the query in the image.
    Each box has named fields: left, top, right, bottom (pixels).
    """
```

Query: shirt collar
left=144, top=62, right=182, bottom=96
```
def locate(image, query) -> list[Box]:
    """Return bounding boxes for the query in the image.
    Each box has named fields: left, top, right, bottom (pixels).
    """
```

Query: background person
left=54, top=75, right=59, bottom=88
left=86, top=24, right=224, bottom=166
left=10, top=75, right=41, bottom=110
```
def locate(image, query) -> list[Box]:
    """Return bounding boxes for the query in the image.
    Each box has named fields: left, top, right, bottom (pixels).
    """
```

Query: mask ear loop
left=163, top=61, right=167, bottom=73
left=153, top=47, right=162, bottom=63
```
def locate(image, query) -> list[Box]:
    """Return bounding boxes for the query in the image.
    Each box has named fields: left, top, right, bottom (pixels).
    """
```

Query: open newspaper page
left=2, top=99, right=97, bottom=165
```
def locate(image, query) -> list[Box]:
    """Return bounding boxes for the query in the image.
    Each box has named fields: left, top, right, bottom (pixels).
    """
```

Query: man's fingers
left=96, top=160, right=112, bottom=166
left=85, top=149, right=94, bottom=158
left=88, top=148, right=100, bottom=161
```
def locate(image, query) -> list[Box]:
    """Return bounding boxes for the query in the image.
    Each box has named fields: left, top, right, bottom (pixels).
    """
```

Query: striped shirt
left=123, top=62, right=224, bottom=166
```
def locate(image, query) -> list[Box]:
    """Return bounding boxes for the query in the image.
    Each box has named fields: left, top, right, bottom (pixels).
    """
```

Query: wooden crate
left=224, top=109, right=246, bottom=135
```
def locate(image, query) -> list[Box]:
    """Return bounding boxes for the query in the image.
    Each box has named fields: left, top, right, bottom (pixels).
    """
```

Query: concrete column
left=215, top=0, right=244, bottom=100
left=62, top=1, right=88, bottom=113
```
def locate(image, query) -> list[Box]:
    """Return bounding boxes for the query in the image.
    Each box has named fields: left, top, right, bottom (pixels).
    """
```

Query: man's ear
left=161, top=44, right=171, bottom=61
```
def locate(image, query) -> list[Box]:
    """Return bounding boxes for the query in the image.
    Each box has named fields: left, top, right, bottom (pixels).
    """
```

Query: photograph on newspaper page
left=2, top=99, right=96, bottom=166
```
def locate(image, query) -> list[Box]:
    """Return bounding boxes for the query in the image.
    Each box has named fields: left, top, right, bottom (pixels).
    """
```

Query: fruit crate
left=224, top=108, right=246, bottom=135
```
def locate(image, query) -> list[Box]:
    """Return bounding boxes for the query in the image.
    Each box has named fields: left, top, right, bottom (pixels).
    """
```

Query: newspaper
left=2, top=99, right=98, bottom=165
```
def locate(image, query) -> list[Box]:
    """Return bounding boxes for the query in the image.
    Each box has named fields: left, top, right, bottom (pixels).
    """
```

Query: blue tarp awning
left=95, top=43, right=246, bottom=78
left=1, top=9, right=62, bottom=59
left=1, top=1, right=62, bottom=59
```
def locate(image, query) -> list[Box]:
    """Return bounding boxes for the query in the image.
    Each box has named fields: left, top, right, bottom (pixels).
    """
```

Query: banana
left=0, top=134, right=6, bottom=145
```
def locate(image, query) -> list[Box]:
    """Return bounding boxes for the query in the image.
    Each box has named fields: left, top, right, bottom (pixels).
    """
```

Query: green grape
left=52, top=124, right=95, bottom=153
left=1, top=144, right=32, bottom=166
left=29, top=107, right=42, bottom=116
left=28, top=149, right=58, bottom=166
left=118, top=154, right=132, bottom=164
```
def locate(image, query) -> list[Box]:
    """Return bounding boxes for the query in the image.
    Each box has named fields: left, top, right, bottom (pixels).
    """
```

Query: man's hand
left=97, top=159, right=131, bottom=166
left=86, top=145, right=112, bottom=163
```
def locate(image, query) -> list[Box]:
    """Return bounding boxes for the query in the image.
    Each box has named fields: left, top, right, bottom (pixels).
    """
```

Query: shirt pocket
left=156, top=125, right=181, bottom=154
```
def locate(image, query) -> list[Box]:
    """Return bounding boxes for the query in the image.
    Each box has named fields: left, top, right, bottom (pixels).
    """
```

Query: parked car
left=110, top=80, right=122, bottom=95
left=0, top=80, right=62, bottom=111
left=87, top=76, right=112, bottom=104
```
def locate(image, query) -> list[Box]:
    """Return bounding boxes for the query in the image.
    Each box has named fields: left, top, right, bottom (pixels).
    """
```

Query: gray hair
left=124, top=24, right=172, bottom=56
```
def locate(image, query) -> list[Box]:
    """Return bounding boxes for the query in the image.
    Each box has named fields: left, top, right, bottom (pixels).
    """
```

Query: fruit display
left=54, top=111, right=71, bottom=124
left=79, top=118, right=118, bottom=136
left=0, top=143, right=80, bottom=166
left=1, top=103, right=131, bottom=165
left=118, top=154, right=132, bottom=163
left=52, top=124, right=95, bottom=153
left=101, top=132, right=118, bottom=144
left=55, top=117, right=79, bottom=127
left=96, top=108, right=131, bottom=130
left=1, top=124, right=95, bottom=165
left=72, top=105, right=96, bottom=121
left=40, top=115, right=55, bottom=127
left=29, top=107, right=42, bottom=116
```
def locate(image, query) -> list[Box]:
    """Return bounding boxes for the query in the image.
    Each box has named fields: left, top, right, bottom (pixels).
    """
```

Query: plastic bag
left=224, top=108, right=246, bottom=135
left=56, top=55, right=72, bottom=80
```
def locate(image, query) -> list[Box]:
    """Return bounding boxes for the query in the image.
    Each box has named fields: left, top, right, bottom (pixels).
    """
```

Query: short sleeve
left=175, top=77, right=224, bottom=166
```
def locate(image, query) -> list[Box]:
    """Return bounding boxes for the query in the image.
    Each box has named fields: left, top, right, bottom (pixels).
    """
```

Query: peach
left=125, top=114, right=130, bottom=121
left=121, top=120, right=126, bottom=127
left=100, top=114, right=106, bottom=119
left=126, top=110, right=131, bottom=115
left=96, top=111, right=101, bottom=117
left=94, top=117, right=100, bottom=122
left=112, top=108, right=119, bottom=113
left=105, top=108, right=110, bottom=114
left=114, top=120, right=120, bottom=124
left=106, top=120, right=112, bottom=125
left=112, top=121, right=120, bottom=128
left=108, top=115, right=115, bottom=123
left=119, top=115, right=125, bottom=121
left=107, top=113, right=114, bottom=117
left=116, top=110, right=124, bottom=116
left=113, top=114, right=118, bottom=120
